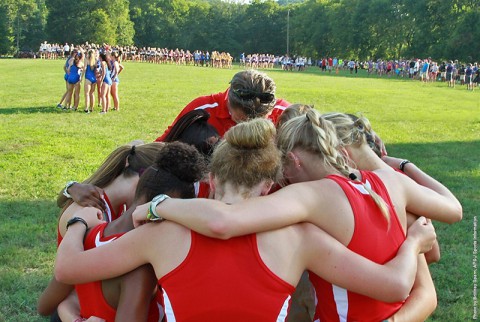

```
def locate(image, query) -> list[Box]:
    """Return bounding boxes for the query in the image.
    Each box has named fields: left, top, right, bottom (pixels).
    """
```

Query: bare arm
left=55, top=208, right=152, bottom=284
left=386, top=255, right=437, bottom=322
left=304, top=217, right=436, bottom=303
left=115, top=265, right=158, bottom=322
left=133, top=180, right=329, bottom=239
left=56, top=291, right=82, bottom=322
left=383, top=157, right=462, bottom=223
left=407, top=213, right=440, bottom=263
left=37, top=276, right=74, bottom=316
left=56, top=182, right=106, bottom=211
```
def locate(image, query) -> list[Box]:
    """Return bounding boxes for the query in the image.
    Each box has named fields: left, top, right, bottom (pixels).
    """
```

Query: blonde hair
left=86, top=49, right=96, bottom=69
left=277, top=104, right=313, bottom=129
left=276, top=109, right=390, bottom=225
left=210, top=119, right=281, bottom=194
left=228, top=70, right=276, bottom=119
left=323, top=112, right=381, bottom=156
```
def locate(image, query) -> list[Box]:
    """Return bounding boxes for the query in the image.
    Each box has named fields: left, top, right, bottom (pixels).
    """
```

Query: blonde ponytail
left=348, top=173, right=391, bottom=227
left=278, top=109, right=390, bottom=227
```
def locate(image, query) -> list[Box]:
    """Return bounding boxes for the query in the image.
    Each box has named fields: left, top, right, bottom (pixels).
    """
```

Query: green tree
left=0, top=0, right=47, bottom=54
left=46, top=0, right=133, bottom=45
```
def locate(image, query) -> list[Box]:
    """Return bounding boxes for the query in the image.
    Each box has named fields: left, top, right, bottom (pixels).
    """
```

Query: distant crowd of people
left=39, top=41, right=233, bottom=69
left=316, top=57, right=480, bottom=90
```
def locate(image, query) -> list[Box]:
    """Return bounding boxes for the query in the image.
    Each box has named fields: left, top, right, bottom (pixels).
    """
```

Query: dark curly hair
left=135, top=142, right=207, bottom=200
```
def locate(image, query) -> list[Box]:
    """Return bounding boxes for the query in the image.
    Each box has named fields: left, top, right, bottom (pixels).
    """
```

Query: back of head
left=277, top=104, right=313, bottom=129
left=87, top=49, right=96, bottom=68
left=323, top=112, right=382, bottom=157
left=163, top=110, right=220, bottom=158
left=211, top=118, right=281, bottom=189
left=276, top=109, right=349, bottom=177
left=228, top=70, right=277, bottom=119
left=135, top=142, right=206, bottom=200
left=277, top=109, right=391, bottom=225
left=84, top=142, right=164, bottom=188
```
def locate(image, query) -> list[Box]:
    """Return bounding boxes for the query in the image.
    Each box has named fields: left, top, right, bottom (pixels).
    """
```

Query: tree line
left=1, top=0, right=478, bottom=62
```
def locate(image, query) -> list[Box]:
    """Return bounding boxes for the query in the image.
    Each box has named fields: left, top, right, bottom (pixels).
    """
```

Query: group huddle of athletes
left=56, top=44, right=123, bottom=114
left=38, top=69, right=462, bottom=322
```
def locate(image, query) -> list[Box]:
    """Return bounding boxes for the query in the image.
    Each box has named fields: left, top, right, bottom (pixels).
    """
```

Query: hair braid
left=279, top=109, right=391, bottom=228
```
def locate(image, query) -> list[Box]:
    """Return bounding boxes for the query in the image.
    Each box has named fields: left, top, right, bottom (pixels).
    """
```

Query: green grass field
left=0, top=59, right=478, bottom=321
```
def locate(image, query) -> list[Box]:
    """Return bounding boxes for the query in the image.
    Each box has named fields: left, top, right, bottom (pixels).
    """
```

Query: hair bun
left=224, top=119, right=276, bottom=150
left=155, top=142, right=205, bottom=183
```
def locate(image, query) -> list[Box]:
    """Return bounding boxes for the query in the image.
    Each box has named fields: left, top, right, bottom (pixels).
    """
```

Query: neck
left=296, top=149, right=344, bottom=180
left=103, top=175, right=136, bottom=213
left=214, top=182, right=263, bottom=204
left=349, top=145, right=388, bottom=171
left=104, top=201, right=138, bottom=236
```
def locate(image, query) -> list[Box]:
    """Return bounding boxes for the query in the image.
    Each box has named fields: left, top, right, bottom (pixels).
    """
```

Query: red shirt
left=159, top=231, right=295, bottom=321
left=156, top=89, right=290, bottom=140
left=76, top=224, right=162, bottom=322
left=309, top=171, right=405, bottom=322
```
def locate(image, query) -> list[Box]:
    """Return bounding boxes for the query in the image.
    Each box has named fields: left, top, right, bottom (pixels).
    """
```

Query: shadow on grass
left=0, top=106, right=67, bottom=115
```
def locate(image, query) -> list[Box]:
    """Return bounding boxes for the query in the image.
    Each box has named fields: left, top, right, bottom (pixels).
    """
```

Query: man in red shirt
left=156, top=69, right=290, bottom=141
left=328, top=57, right=333, bottom=73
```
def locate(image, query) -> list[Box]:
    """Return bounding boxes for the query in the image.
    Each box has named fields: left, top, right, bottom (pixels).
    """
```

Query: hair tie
left=130, top=145, right=136, bottom=155
left=349, top=173, right=358, bottom=180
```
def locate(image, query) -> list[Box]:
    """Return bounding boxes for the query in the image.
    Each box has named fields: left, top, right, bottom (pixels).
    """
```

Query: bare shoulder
left=58, top=203, right=84, bottom=236
left=138, top=220, right=190, bottom=239
left=140, top=221, right=192, bottom=277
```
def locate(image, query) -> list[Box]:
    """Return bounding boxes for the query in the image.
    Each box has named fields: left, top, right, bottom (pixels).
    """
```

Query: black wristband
left=399, top=160, right=411, bottom=172
left=66, top=217, right=88, bottom=231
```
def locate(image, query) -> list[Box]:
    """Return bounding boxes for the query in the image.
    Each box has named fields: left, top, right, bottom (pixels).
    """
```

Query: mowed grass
left=0, top=59, right=479, bottom=321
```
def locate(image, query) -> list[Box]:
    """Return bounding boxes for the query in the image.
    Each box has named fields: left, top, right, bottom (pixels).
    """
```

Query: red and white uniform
left=57, top=193, right=122, bottom=246
left=309, top=171, right=405, bottom=322
left=76, top=223, right=162, bottom=322
left=156, top=89, right=290, bottom=140
left=159, top=231, right=295, bottom=321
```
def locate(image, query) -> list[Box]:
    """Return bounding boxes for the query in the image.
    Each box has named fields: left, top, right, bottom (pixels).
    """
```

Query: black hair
left=163, top=110, right=220, bottom=158
left=134, top=142, right=206, bottom=201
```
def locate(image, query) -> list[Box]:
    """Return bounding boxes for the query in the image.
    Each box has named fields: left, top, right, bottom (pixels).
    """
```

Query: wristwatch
left=66, top=216, right=88, bottom=231
left=63, top=181, right=78, bottom=198
left=147, top=194, right=170, bottom=221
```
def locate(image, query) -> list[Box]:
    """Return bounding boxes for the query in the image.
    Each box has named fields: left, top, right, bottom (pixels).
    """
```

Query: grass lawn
left=0, top=59, right=478, bottom=321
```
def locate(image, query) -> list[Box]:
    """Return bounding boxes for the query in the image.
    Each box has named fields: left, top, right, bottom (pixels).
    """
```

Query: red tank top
left=56, top=192, right=122, bottom=246
left=76, top=223, right=161, bottom=322
left=158, top=231, right=295, bottom=321
left=309, top=171, right=405, bottom=322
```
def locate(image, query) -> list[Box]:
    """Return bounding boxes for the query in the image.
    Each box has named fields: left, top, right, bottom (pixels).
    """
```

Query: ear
left=287, top=151, right=301, bottom=169
left=260, top=180, right=274, bottom=196
left=340, top=146, right=350, bottom=159
left=208, top=172, right=216, bottom=194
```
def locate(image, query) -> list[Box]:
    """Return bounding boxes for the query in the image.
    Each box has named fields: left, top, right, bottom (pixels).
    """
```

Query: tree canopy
left=0, top=0, right=478, bottom=61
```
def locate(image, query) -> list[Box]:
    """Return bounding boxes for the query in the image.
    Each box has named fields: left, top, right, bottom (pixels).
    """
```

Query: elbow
left=425, top=244, right=441, bottom=264
left=207, top=219, right=232, bottom=240
left=454, top=203, right=463, bottom=222
left=37, top=301, right=54, bottom=316
left=54, top=263, right=72, bottom=285
left=447, top=203, right=463, bottom=224
left=387, top=278, right=413, bottom=303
